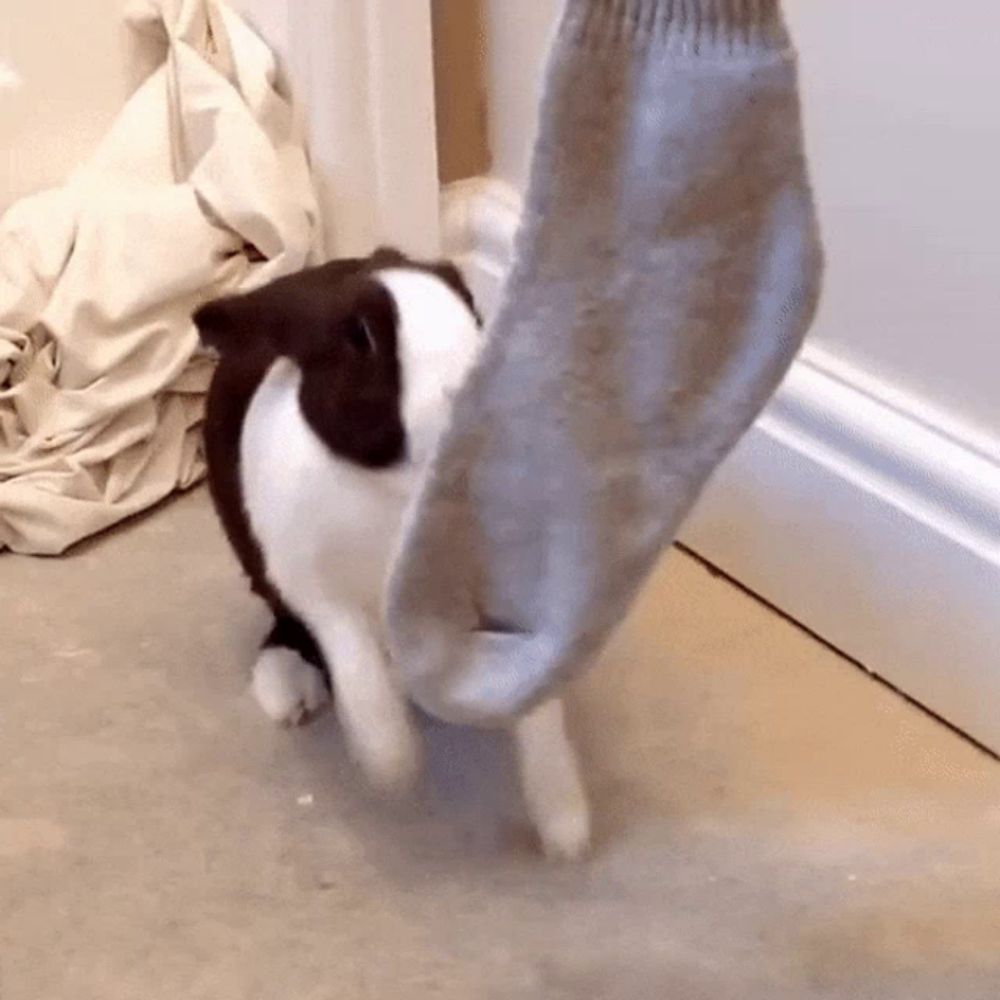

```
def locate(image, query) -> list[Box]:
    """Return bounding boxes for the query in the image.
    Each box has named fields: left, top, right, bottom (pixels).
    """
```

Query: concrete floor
left=2, top=488, right=999, bottom=999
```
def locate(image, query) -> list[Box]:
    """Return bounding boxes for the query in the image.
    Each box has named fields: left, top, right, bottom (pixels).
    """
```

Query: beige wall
left=1, top=0, right=133, bottom=208
left=4, top=1, right=443, bottom=256
left=0, top=0, right=272, bottom=207
left=436, top=0, right=1000, bottom=439
left=4, top=0, right=492, bottom=201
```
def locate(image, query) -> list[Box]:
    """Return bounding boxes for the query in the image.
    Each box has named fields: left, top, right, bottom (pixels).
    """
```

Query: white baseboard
left=442, top=177, right=1000, bottom=752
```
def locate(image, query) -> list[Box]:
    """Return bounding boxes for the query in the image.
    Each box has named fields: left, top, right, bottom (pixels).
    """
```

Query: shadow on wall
left=431, top=0, right=492, bottom=183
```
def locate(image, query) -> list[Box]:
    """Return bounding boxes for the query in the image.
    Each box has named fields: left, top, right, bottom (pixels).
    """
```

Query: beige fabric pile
left=0, top=0, right=321, bottom=554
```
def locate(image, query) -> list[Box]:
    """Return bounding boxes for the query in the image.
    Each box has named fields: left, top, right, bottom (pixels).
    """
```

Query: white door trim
left=444, top=176, right=1000, bottom=753
left=238, top=0, right=441, bottom=258
left=361, top=0, right=441, bottom=257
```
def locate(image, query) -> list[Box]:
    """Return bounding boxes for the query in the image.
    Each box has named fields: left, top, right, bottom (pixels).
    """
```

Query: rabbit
left=194, top=248, right=590, bottom=860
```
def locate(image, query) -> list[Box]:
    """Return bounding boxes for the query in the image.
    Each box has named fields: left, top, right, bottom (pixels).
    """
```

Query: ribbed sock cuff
left=562, top=0, right=790, bottom=54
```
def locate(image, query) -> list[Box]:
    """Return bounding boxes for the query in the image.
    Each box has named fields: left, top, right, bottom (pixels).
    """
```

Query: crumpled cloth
left=0, top=0, right=322, bottom=554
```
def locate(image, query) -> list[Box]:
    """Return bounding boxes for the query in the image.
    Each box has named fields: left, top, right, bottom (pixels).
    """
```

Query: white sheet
left=0, top=0, right=321, bottom=554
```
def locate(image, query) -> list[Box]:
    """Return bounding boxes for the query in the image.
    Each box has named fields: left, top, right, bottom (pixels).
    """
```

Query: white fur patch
left=240, top=358, right=419, bottom=788
left=376, top=268, right=482, bottom=466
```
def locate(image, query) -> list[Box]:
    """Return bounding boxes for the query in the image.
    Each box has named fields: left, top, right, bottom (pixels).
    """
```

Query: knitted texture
left=387, top=0, right=822, bottom=724
left=564, top=0, right=788, bottom=51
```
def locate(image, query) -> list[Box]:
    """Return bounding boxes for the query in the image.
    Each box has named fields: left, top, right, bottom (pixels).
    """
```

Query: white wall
left=787, top=0, right=1000, bottom=440
left=481, top=0, right=559, bottom=191
left=7, top=0, right=995, bottom=438
left=480, top=0, right=1000, bottom=445
left=9, top=0, right=997, bottom=435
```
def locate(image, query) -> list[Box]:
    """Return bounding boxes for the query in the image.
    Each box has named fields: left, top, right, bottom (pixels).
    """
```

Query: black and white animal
left=194, top=248, right=590, bottom=859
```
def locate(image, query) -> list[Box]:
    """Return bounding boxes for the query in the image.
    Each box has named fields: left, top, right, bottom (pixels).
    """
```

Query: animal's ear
left=370, top=246, right=409, bottom=269
left=193, top=296, right=246, bottom=354
left=431, top=260, right=482, bottom=326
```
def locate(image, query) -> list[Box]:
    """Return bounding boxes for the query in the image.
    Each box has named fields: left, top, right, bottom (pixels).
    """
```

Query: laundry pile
left=0, top=0, right=321, bottom=554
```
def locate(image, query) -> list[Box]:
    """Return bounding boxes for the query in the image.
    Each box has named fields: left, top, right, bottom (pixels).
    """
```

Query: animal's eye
left=344, top=316, right=377, bottom=356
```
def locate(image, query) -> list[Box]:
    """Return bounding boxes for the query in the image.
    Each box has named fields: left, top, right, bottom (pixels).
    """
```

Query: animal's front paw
left=348, top=719, right=422, bottom=795
left=251, top=648, right=329, bottom=727
left=535, top=799, right=592, bottom=862
left=515, top=699, right=592, bottom=862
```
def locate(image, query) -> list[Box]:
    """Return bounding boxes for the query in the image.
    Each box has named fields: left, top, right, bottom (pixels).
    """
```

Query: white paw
left=515, top=699, right=591, bottom=862
left=251, top=648, right=329, bottom=727
left=347, top=718, right=422, bottom=795
left=535, top=799, right=592, bottom=862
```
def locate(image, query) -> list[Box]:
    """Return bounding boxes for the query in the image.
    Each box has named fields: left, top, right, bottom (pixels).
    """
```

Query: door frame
left=237, top=0, right=441, bottom=258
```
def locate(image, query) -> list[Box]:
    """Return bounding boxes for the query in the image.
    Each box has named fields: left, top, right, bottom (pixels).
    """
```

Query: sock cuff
left=562, top=0, right=791, bottom=55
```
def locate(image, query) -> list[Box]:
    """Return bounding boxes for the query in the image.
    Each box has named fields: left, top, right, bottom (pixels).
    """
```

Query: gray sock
left=388, top=0, right=823, bottom=724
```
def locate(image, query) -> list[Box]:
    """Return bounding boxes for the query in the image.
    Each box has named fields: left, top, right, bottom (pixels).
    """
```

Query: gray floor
left=3, top=488, right=999, bottom=999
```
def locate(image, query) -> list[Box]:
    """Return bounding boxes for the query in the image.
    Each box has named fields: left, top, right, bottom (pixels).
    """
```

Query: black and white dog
left=195, top=249, right=590, bottom=859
